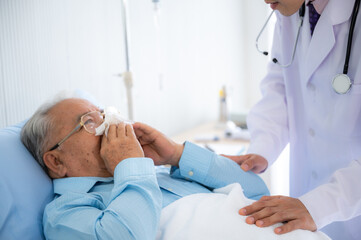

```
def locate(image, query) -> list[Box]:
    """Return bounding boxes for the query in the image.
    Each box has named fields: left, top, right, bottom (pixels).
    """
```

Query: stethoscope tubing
left=256, top=0, right=360, bottom=73
left=343, top=0, right=360, bottom=74
left=255, top=10, right=275, bottom=56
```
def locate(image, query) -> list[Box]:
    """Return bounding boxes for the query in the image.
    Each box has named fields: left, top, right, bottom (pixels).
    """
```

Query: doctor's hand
left=239, top=195, right=317, bottom=234
left=133, top=122, right=184, bottom=167
left=100, top=123, right=144, bottom=175
left=223, top=154, right=268, bottom=174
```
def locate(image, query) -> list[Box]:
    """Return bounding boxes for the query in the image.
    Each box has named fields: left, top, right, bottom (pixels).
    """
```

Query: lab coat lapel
left=304, top=0, right=354, bottom=82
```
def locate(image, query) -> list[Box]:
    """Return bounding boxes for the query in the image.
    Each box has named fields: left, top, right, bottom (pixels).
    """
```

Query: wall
left=0, top=0, right=269, bottom=136
left=0, top=0, right=290, bottom=195
left=0, top=0, right=127, bottom=127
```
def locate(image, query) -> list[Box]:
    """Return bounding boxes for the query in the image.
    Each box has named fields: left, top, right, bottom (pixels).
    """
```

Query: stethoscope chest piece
left=332, top=74, right=352, bottom=94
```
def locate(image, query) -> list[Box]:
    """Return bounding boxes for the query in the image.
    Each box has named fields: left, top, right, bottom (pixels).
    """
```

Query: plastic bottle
left=219, top=85, right=229, bottom=124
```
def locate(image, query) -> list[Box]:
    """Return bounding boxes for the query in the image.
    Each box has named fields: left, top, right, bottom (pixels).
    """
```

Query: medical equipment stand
left=120, top=0, right=134, bottom=120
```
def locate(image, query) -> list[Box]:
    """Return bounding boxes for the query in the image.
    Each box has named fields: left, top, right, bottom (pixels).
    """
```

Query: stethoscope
left=256, top=0, right=360, bottom=94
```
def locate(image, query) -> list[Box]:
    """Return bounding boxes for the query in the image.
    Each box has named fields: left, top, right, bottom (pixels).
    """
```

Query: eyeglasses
left=48, top=110, right=104, bottom=151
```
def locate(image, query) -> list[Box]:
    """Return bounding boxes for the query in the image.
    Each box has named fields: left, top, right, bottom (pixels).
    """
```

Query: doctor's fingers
left=222, top=154, right=249, bottom=164
left=274, top=217, right=317, bottom=234
left=242, top=206, right=279, bottom=225
left=252, top=208, right=301, bottom=228
left=242, top=198, right=316, bottom=231
left=239, top=195, right=283, bottom=216
left=240, top=155, right=268, bottom=173
left=223, top=154, right=268, bottom=173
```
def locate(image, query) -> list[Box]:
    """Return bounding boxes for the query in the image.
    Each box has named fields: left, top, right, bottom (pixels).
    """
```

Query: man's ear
left=43, top=151, right=67, bottom=179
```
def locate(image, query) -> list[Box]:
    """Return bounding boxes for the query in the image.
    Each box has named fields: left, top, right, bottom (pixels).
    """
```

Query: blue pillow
left=0, top=121, right=53, bottom=239
left=0, top=90, right=102, bottom=239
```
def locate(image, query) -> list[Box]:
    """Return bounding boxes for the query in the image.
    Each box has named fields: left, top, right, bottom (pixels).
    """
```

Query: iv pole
left=119, top=0, right=160, bottom=120
left=120, top=0, right=133, bottom=120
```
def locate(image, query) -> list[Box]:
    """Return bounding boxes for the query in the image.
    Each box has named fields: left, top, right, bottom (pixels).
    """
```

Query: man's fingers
left=132, top=122, right=153, bottom=135
left=101, top=134, right=108, bottom=149
left=132, top=122, right=145, bottom=138
left=125, top=124, right=136, bottom=138
left=117, top=122, right=126, bottom=137
left=107, top=125, right=117, bottom=139
left=132, top=122, right=157, bottom=143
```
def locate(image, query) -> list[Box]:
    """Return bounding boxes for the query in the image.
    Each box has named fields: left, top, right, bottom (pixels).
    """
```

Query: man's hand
left=133, top=122, right=184, bottom=166
left=100, top=123, right=144, bottom=175
left=222, top=154, right=268, bottom=173
left=239, top=195, right=317, bottom=234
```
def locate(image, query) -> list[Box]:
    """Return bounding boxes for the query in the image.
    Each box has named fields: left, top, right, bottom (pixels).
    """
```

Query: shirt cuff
left=113, top=157, right=156, bottom=184
left=173, top=141, right=214, bottom=182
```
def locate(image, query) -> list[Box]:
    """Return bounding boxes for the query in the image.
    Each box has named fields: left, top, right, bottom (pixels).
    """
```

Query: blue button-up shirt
left=44, top=142, right=269, bottom=240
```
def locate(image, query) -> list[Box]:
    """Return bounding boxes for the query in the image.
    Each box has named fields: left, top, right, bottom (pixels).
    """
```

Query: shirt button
left=188, top=171, right=194, bottom=177
left=309, top=128, right=315, bottom=137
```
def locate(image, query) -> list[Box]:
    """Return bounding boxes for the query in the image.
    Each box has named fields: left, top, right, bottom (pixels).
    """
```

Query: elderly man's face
left=44, top=98, right=111, bottom=179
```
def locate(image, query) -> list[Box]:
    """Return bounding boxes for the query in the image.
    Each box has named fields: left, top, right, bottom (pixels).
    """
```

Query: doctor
left=227, top=0, right=361, bottom=239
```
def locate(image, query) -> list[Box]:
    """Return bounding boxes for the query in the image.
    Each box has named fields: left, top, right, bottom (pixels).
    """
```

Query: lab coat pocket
left=332, top=83, right=361, bottom=137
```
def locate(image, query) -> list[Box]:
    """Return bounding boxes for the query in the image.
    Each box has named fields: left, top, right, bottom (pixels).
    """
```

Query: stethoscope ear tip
left=272, top=58, right=278, bottom=64
left=263, top=51, right=269, bottom=56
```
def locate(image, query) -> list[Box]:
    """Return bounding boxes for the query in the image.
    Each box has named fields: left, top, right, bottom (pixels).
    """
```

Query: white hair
left=20, top=90, right=96, bottom=171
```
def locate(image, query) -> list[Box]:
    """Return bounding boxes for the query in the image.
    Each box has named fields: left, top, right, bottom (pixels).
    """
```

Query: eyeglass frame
left=48, top=110, right=104, bottom=151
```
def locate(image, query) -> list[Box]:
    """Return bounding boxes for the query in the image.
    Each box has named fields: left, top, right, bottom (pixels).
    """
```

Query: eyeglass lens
left=81, top=111, right=104, bottom=134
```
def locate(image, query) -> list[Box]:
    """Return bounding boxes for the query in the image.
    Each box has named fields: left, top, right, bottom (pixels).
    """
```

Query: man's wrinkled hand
left=100, top=123, right=144, bottom=175
left=222, top=153, right=268, bottom=173
left=133, top=122, right=184, bottom=166
left=239, top=195, right=317, bottom=234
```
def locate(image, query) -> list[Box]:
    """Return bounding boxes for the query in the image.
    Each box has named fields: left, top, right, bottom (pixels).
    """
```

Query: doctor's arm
left=299, top=159, right=361, bottom=230
left=228, top=15, right=289, bottom=173
left=239, top=159, right=361, bottom=234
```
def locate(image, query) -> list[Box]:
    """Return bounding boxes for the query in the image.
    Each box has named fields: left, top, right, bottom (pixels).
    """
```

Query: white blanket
left=157, top=183, right=330, bottom=240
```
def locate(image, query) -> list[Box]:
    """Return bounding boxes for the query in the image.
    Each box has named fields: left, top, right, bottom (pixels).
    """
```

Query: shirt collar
left=306, top=0, right=329, bottom=14
left=53, top=176, right=114, bottom=195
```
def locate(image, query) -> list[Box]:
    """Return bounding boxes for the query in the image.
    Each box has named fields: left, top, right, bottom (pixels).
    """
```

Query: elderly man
left=20, top=95, right=269, bottom=240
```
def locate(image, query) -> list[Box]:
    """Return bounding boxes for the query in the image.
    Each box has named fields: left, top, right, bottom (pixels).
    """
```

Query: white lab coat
left=246, top=0, right=361, bottom=239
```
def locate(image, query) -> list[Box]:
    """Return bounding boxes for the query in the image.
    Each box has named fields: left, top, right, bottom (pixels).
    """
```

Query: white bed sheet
left=157, top=183, right=330, bottom=240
